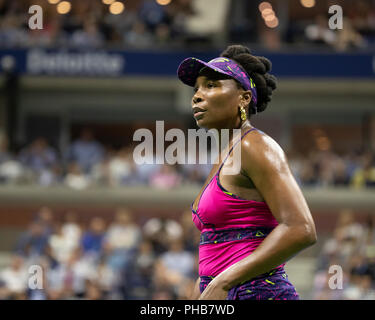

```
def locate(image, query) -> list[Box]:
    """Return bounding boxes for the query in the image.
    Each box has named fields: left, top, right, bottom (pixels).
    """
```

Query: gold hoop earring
left=240, top=106, right=247, bottom=121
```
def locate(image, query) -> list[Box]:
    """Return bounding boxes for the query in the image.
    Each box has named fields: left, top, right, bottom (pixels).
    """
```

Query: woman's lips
left=193, top=106, right=206, bottom=120
left=193, top=111, right=205, bottom=119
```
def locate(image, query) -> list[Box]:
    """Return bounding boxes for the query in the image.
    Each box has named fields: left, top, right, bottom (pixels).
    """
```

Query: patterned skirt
left=199, top=267, right=299, bottom=300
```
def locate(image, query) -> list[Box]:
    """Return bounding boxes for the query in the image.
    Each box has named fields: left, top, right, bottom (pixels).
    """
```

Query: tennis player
left=177, top=45, right=317, bottom=300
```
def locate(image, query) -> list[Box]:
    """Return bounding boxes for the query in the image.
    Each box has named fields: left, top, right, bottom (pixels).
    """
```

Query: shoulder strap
left=217, top=128, right=257, bottom=175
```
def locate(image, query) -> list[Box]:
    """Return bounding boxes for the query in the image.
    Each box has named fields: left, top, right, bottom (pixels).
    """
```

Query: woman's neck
left=213, top=120, right=252, bottom=163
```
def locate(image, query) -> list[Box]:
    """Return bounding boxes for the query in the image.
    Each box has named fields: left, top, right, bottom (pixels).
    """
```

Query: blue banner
left=0, top=48, right=374, bottom=78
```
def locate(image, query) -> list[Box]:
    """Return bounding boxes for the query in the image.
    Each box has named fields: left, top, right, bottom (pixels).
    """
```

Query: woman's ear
left=241, top=91, right=252, bottom=106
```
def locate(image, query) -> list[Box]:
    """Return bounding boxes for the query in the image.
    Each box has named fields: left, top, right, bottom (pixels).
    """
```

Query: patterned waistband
left=200, top=266, right=286, bottom=283
left=200, top=226, right=274, bottom=245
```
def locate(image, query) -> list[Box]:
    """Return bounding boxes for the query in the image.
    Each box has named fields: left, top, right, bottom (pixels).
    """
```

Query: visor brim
left=177, top=57, right=231, bottom=87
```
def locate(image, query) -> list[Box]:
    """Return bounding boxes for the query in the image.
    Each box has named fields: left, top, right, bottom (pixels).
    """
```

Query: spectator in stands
left=121, top=239, right=156, bottom=299
left=153, top=238, right=195, bottom=297
left=305, top=14, right=337, bottom=47
left=133, top=148, right=160, bottom=185
left=64, top=162, right=91, bottom=190
left=81, top=217, right=106, bottom=257
left=48, top=222, right=80, bottom=264
left=0, top=12, right=28, bottom=48
left=18, top=137, right=60, bottom=186
left=180, top=145, right=212, bottom=185
left=313, top=209, right=375, bottom=300
left=33, top=206, right=55, bottom=237
left=66, top=129, right=104, bottom=174
left=143, top=217, right=183, bottom=254
left=107, top=147, right=137, bottom=186
left=347, top=0, right=375, bottom=42
left=95, top=258, right=117, bottom=299
left=124, top=20, right=154, bottom=48
left=58, top=248, right=97, bottom=299
left=18, top=137, right=58, bottom=172
left=159, top=238, right=195, bottom=279
left=299, top=158, right=319, bottom=187
left=332, top=158, right=351, bottom=186
left=71, top=18, right=105, bottom=49
left=104, top=208, right=141, bottom=271
left=334, top=17, right=366, bottom=51
left=351, top=152, right=375, bottom=188
left=149, top=164, right=182, bottom=189
left=0, top=254, right=28, bottom=300
left=139, top=0, right=169, bottom=32
left=154, top=23, right=172, bottom=46
left=61, top=211, right=82, bottom=243
left=16, top=221, right=50, bottom=258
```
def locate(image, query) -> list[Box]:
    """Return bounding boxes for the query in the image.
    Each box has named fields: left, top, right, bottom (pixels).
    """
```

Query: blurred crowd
left=0, top=0, right=374, bottom=51
left=0, top=0, right=195, bottom=49
left=288, top=148, right=375, bottom=189
left=286, top=0, right=375, bottom=51
left=0, top=206, right=199, bottom=300
left=1, top=130, right=374, bottom=189
left=313, top=210, right=375, bottom=300
left=0, top=129, right=213, bottom=189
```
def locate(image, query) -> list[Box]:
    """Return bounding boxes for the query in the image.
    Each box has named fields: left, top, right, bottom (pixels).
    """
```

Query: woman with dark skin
left=177, top=45, right=317, bottom=300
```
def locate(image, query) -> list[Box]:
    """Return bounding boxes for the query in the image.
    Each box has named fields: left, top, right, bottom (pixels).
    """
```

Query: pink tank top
left=191, top=128, right=280, bottom=276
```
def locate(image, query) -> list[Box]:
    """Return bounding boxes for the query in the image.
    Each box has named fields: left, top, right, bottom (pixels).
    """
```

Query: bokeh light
left=102, top=0, right=116, bottom=5
left=156, top=0, right=172, bottom=5
left=300, top=0, right=316, bottom=8
left=265, top=17, right=279, bottom=28
left=56, top=1, right=71, bottom=14
left=261, top=8, right=275, bottom=18
left=258, top=2, right=272, bottom=12
left=109, top=1, right=125, bottom=14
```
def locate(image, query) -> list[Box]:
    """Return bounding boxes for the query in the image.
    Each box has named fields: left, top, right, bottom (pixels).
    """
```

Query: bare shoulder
left=240, top=129, right=289, bottom=174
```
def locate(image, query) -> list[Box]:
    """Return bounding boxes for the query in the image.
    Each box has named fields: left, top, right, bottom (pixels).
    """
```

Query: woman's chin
left=195, top=119, right=211, bottom=129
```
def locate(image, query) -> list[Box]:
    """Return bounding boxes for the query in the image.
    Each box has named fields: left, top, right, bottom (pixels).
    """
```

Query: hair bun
left=220, top=44, right=251, bottom=58
left=257, top=56, right=272, bottom=73
left=219, top=44, right=277, bottom=115
left=265, top=74, right=277, bottom=90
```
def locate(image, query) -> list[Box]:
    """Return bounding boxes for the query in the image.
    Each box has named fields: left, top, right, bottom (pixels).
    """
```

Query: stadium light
left=264, top=14, right=276, bottom=22
left=48, top=0, right=60, bottom=4
left=102, top=0, right=116, bottom=5
left=259, top=2, right=279, bottom=29
left=258, top=2, right=272, bottom=12
left=109, top=2, right=125, bottom=14
left=156, top=0, right=172, bottom=5
left=300, top=0, right=316, bottom=8
left=265, top=17, right=279, bottom=29
left=56, top=1, right=71, bottom=14
left=261, top=8, right=275, bottom=19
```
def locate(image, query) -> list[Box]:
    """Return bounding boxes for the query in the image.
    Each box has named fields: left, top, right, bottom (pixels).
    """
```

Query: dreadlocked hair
left=220, top=44, right=277, bottom=115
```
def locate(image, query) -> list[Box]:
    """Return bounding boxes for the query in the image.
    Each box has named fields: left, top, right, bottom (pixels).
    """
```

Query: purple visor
left=177, top=57, right=257, bottom=110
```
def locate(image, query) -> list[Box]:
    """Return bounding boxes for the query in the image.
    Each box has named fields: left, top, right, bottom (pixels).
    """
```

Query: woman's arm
left=190, top=278, right=201, bottom=299
left=199, top=131, right=317, bottom=299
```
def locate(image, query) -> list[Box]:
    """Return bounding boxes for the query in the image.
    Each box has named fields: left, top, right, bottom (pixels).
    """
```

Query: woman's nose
left=193, top=96, right=202, bottom=104
left=192, top=91, right=203, bottom=104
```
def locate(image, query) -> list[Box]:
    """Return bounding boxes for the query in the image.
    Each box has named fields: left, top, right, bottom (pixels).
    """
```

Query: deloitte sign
left=26, top=49, right=125, bottom=76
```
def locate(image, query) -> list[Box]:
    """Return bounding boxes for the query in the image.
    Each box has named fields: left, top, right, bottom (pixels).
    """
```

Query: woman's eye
left=207, top=82, right=215, bottom=88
